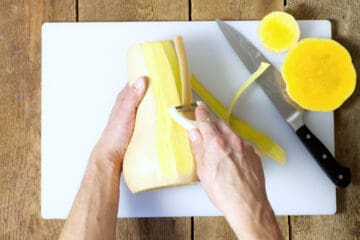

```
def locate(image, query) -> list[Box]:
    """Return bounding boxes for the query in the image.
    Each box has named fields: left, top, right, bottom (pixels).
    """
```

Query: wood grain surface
left=191, top=0, right=283, bottom=20
left=287, top=1, right=360, bottom=239
left=191, top=1, right=289, bottom=239
left=78, top=1, right=192, bottom=240
left=0, top=1, right=75, bottom=239
left=0, top=0, right=359, bottom=239
left=78, top=0, right=189, bottom=21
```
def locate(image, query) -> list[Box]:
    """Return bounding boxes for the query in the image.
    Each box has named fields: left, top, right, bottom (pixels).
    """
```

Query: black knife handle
left=296, top=125, right=351, bottom=188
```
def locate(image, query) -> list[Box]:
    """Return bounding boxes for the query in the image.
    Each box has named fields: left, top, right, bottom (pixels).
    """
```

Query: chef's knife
left=216, top=19, right=351, bottom=188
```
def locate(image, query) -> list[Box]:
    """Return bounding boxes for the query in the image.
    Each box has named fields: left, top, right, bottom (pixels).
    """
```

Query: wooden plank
left=0, top=1, right=75, bottom=239
left=117, top=218, right=191, bottom=240
left=194, top=217, right=290, bottom=239
left=78, top=1, right=192, bottom=239
left=287, top=0, right=360, bottom=239
left=194, top=217, right=237, bottom=239
left=191, top=0, right=283, bottom=20
left=191, top=0, right=289, bottom=239
left=78, top=0, right=189, bottom=21
left=194, top=216, right=289, bottom=240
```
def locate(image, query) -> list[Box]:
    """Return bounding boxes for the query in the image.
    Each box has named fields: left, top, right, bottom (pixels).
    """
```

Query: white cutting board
left=41, top=21, right=335, bottom=219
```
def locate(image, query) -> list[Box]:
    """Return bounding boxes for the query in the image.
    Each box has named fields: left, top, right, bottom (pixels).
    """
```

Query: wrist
left=224, top=200, right=283, bottom=240
left=90, top=142, right=124, bottom=171
left=87, top=151, right=122, bottom=180
left=91, top=136, right=126, bottom=171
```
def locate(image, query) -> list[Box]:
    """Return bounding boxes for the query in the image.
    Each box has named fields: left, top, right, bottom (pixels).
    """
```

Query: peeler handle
left=168, top=107, right=198, bottom=131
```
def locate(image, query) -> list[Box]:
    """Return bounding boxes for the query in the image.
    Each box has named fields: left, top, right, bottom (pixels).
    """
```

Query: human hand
left=91, top=76, right=147, bottom=170
left=189, top=103, right=282, bottom=239
left=60, top=77, right=147, bottom=240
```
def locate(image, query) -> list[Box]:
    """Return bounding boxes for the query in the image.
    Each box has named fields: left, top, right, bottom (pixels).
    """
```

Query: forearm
left=59, top=156, right=121, bottom=240
left=224, top=201, right=283, bottom=240
left=58, top=78, right=146, bottom=239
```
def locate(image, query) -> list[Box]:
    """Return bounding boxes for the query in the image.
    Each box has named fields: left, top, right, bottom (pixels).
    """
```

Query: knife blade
left=216, top=19, right=351, bottom=188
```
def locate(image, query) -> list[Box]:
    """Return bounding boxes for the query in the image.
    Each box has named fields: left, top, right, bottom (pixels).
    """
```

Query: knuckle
left=218, top=119, right=228, bottom=128
left=196, top=106, right=210, bottom=119
left=212, top=136, right=226, bottom=148
left=216, top=118, right=224, bottom=125
left=115, top=89, right=136, bottom=110
left=232, top=136, right=244, bottom=150
left=245, top=143, right=255, bottom=153
left=216, top=119, right=226, bottom=130
left=121, top=90, right=139, bottom=109
left=126, top=87, right=138, bottom=100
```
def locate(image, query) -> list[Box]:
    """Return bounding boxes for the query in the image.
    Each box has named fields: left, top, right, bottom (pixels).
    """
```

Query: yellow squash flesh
left=226, top=62, right=270, bottom=122
left=191, top=75, right=286, bottom=165
left=142, top=41, right=194, bottom=178
left=124, top=38, right=286, bottom=193
left=258, top=11, right=300, bottom=52
left=282, top=38, right=357, bottom=111
left=124, top=41, right=197, bottom=193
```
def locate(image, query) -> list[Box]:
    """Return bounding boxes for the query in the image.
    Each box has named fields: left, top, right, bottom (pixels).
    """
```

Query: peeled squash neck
left=124, top=37, right=286, bottom=193
left=124, top=39, right=197, bottom=193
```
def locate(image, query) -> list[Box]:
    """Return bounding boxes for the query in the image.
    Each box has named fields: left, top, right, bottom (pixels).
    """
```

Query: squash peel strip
left=173, top=35, right=192, bottom=105
left=173, top=35, right=195, bottom=120
left=141, top=41, right=194, bottom=178
left=191, top=74, right=286, bottom=165
left=226, top=62, right=270, bottom=122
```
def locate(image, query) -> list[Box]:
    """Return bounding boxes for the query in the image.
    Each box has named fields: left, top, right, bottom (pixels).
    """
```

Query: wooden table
left=0, top=0, right=359, bottom=239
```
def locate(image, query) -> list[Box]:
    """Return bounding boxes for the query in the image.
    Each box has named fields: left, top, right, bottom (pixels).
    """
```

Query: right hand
left=188, top=103, right=283, bottom=240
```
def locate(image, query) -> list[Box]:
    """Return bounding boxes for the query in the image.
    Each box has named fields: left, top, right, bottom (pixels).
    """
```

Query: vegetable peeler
left=168, top=101, right=202, bottom=131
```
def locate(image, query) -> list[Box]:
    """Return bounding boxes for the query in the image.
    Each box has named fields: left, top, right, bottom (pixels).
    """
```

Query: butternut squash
left=124, top=38, right=285, bottom=193
left=258, top=11, right=300, bottom=52
left=124, top=40, right=197, bottom=193
left=282, top=38, right=356, bottom=111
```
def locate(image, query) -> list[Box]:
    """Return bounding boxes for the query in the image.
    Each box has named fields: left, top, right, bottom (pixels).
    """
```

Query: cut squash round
left=282, top=38, right=356, bottom=111
left=258, top=11, right=300, bottom=52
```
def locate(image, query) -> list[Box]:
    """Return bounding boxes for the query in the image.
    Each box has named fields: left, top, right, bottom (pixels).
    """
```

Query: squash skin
left=282, top=38, right=356, bottom=111
left=258, top=11, right=300, bottom=52
left=124, top=44, right=198, bottom=193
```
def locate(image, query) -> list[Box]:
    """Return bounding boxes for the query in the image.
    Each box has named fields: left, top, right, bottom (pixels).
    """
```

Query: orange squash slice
left=258, top=11, right=300, bottom=52
left=282, top=38, right=356, bottom=111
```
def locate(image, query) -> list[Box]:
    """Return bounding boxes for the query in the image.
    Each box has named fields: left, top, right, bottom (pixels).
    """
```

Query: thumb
left=122, top=76, right=148, bottom=113
left=102, top=76, right=147, bottom=144
left=109, top=76, right=147, bottom=124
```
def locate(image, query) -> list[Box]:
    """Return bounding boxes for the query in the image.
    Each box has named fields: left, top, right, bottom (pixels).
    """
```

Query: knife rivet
left=338, top=174, right=343, bottom=180
left=306, top=134, right=311, bottom=139
left=322, top=154, right=327, bottom=159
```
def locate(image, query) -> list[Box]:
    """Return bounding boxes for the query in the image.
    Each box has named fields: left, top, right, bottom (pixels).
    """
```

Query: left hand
left=60, top=77, right=147, bottom=240
left=91, top=76, right=147, bottom=169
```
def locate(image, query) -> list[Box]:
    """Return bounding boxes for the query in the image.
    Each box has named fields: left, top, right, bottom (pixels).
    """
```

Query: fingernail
left=196, top=101, right=208, bottom=111
left=197, top=102, right=209, bottom=114
left=189, top=130, right=198, bottom=142
left=196, top=101, right=206, bottom=107
left=134, top=77, right=145, bottom=90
